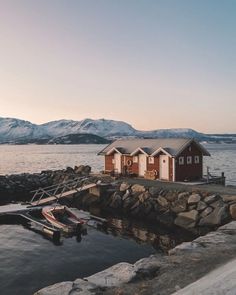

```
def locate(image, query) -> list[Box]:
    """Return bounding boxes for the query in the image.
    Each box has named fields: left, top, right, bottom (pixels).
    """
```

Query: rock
left=149, top=187, right=160, bottom=197
left=188, top=194, right=201, bottom=205
left=204, top=194, right=220, bottom=204
left=72, top=279, right=100, bottom=294
left=199, top=205, right=229, bottom=226
left=178, top=192, right=190, bottom=200
left=120, top=182, right=130, bottom=192
left=165, top=191, right=177, bottom=202
left=138, top=191, right=150, bottom=203
left=171, top=199, right=187, bottom=213
left=123, top=196, right=136, bottom=210
left=85, top=262, right=136, bottom=287
left=134, top=255, right=162, bottom=278
left=109, top=193, right=122, bottom=209
left=229, top=204, right=236, bottom=219
left=131, top=184, right=146, bottom=193
left=174, top=210, right=199, bottom=229
left=222, top=195, right=236, bottom=203
left=66, top=166, right=74, bottom=173
left=157, top=196, right=169, bottom=207
left=211, top=199, right=225, bottom=209
left=197, top=201, right=207, bottom=212
left=200, top=207, right=213, bottom=218
left=169, top=241, right=201, bottom=255
left=122, top=189, right=131, bottom=201
left=34, top=281, right=73, bottom=295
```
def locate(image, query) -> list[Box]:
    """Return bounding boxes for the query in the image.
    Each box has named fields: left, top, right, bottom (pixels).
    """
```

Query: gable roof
left=98, top=138, right=210, bottom=157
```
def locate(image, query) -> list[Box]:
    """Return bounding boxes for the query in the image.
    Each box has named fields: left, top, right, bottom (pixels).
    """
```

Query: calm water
left=0, top=215, right=190, bottom=295
left=0, top=143, right=235, bottom=184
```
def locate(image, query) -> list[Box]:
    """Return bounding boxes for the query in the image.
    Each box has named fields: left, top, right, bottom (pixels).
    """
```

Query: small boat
left=42, top=205, right=85, bottom=233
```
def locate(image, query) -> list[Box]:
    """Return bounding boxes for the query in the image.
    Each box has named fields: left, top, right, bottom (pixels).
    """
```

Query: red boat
left=42, top=205, right=85, bottom=233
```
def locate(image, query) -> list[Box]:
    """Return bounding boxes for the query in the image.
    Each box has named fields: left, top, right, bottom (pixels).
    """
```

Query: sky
left=0, top=0, right=235, bottom=133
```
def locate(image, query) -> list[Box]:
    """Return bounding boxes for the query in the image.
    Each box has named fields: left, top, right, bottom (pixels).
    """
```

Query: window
left=194, top=156, right=200, bottom=164
left=112, top=158, right=115, bottom=164
left=148, top=156, right=154, bottom=164
left=188, top=146, right=192, bottom=152
left=187, top=156, right=192, bottom=164
left=179, top=156, right=184, bottom=165
left=133, top=156, right=138, bottom=163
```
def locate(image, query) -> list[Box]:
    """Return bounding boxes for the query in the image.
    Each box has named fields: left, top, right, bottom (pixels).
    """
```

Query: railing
left=30, top=176, right=89, bottom=205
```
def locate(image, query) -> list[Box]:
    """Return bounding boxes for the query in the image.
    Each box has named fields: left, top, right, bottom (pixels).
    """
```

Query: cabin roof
left=98, top=138, right=210, bottom=157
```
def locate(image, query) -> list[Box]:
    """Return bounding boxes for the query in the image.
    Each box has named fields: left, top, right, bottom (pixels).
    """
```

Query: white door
left=160, top=155, right=169, bottom=180
left=138, top=154, right=147, bottom=176
left=114, top=153, right=121, bottom=173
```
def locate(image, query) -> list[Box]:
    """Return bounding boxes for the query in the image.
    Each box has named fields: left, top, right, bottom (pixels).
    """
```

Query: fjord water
left=0, top=222, right=157, bottom=295
left=0, top=143, right=235, bottom=184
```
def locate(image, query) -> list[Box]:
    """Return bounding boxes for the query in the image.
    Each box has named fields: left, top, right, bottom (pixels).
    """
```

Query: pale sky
left=0, top=0, right=235, bottom=133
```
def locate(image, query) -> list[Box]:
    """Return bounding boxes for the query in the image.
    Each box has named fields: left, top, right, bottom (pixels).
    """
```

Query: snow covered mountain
left=0, top=117, right=235, bottom=143
left=0, top=117, right=47, bottom=142
left=41, top=118, right=136, bottom=137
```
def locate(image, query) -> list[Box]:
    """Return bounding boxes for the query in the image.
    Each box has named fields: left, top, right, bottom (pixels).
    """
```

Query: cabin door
left=160, top=155, right=169, bottom=180
left=114, top=153, right=121, bottom=173
left=138, top=154, right=147, bottom=176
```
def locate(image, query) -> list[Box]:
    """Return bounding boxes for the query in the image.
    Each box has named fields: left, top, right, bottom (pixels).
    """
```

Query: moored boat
left=42, top=205, right=85, bottom=233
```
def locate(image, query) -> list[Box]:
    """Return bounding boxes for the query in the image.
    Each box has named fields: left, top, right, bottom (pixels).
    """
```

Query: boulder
left=131, top=184, right=146, bottom=193
left=122, top=189, right=131, bottom=201
left=174, top=210, right=199, bottom=229
left=171, top=199, right=187, bottom=213
left=157, top=196, right=169, bottom=207
left=120, top=182, right=130, bottom=192
left=199, top=205, right=229, bottom=226
left=222, top=195, right=236, bottom=203
left=178, top=192, right=190, bottom=200
left=200, top=207, right=213, bottom=218
left=211, top=199, right=225, bottom=209
left=138, top=191, right=150, bottom=203
left=229, top=204, right=236, bottom=219
left=197, top=201, right=207, bottom=212
left=204, top=194, right=220, bottom=204
left=34, top=281, right=73, bottom=295
left=149, top=187, right=160, bottom=197
left=188, top=194, right=201, bottom=205
left=86, top=262, right=136, bottom=287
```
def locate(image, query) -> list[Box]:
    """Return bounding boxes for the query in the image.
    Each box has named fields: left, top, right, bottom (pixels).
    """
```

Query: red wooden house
left=98, top=138, right=210, bottom=182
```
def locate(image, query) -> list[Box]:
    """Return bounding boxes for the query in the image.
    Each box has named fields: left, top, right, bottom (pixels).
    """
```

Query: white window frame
left=148, top=156, right=154, bottom=164
left=194, top=155, right=200, bottom=164
left=179, top=156, right=184, bottom=165
left=133, top=156, right=138, bottom=163
left=187, top=156, right=192, bottom=164
left=112, top=158, right=115, bottom=164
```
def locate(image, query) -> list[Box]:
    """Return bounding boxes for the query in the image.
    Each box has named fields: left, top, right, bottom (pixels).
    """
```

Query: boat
left=42, top=205, right=85, bottom=233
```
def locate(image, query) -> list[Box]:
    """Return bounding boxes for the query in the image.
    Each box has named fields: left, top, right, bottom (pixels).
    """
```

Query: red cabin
left=98, top=138, right=210, bottom=182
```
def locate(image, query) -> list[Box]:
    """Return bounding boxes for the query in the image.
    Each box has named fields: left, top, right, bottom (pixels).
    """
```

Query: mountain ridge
left=0, top=117, right=235, bottom=144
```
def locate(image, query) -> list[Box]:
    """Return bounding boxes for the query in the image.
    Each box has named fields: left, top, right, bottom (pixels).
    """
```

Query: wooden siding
left=105, top=155, right=114, bottom=171
left=175, top=142, right=203, bottom=181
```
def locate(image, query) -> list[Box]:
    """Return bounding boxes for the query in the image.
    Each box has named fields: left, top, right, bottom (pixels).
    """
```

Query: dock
left=29, top=176, right=98, bottom=206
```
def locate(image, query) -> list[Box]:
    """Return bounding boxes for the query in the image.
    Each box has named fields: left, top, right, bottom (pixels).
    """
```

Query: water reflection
left=92, top=213, right=194, bottom=252
left=0, top=210, right=194, bottom=252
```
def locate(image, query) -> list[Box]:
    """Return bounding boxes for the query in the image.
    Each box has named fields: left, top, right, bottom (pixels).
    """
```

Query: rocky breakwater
left=0, top=165, right=91, bottom=203
left=91, top=182, right=236, bottom=233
